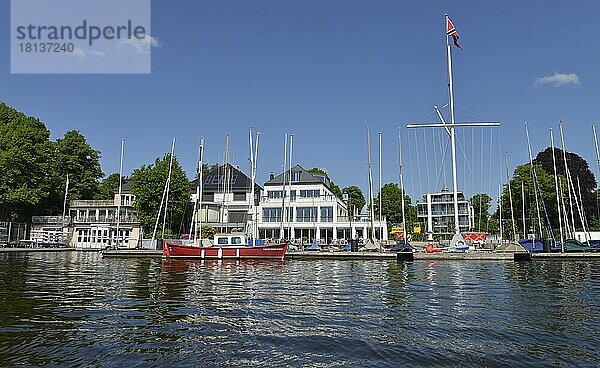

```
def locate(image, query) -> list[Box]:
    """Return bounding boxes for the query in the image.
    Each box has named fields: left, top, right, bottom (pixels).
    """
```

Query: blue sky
left=1, top=0, right=599, bottom=202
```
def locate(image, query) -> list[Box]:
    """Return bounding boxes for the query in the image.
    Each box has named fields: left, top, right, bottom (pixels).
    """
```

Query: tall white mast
left=115, top=138, right=125, bottom=248
left=525, top=123, right=543, bottom=238
left=288, top=134, right=293, bottom=238
left=62, top=174, right=69, bottom=223
left=378, top=131, right=383, bottom=241
left=367, top=128, right=376, bottom=241
left=504, top=153, right=516, bottom=239
left=280, top=134, right=288, bottom=240
left=498, top=184, right=503, bottom=241
left=559, top=121, right=576, bottom=235
left=249, top=130, right=255, bottom=243
left=521, top=182, right=526, bottom=238
left=594, top=126, right=600, bottom=174
left=550, top=129, right=564, bottom=251
left=398, top=130, right=407, bottom=243
left=152, top=137, right=175, bottom=243
left=162, top=137, right=176, bottom=237
left=190, top=138, right=204, bottom=246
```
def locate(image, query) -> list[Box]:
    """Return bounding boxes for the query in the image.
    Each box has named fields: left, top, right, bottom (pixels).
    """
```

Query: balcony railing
left=31, top=216, right=72, bottom=225
left=70, top=200, right=114, bottom=207
left=73, top=215, right=139, bottom=224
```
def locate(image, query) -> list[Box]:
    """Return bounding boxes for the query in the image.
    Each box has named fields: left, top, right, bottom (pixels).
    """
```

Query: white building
left=190, top=163, right=261, bottom=233
left=31, top=182, right=141, bottom=248
left=256, top=165, right=388, bottom=244
left=416, top=189, right=474, bottom=236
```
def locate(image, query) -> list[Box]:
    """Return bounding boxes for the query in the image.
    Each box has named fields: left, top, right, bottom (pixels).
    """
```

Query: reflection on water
left=1, top=253, right=599, bottom=367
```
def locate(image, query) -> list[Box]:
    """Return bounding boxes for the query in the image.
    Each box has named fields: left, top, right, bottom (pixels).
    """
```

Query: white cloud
left=117, top=35, right=159, bottom=55
left=71, top=48, right=106, bottom=60
left=536, top=72, right=580, bottom=87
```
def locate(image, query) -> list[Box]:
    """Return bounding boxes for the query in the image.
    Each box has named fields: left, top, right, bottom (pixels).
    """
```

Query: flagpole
left=62, top=174, right=69, bottom=221
left=446, top=14, right=461, bottom=240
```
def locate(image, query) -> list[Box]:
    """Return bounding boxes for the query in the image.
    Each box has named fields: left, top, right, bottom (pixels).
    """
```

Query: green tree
left=308, top=167, right=343, bottom=199
left=375, top=183, right=416, bottom=236
left=130, top=154, right=191, bottom=237
left=202, top=163, right=219, bottom=175
left=342, top=185, right=366, bottom=216
left=533, top=147, right=597, bottom=227
left=500, top=164, right=560, bottom=238
left=97, top=173, right=123, bottom=200
left=0, top=102, right=53, bottom=221
left=470, top=193, right=492, bottom=232
left=49, top=130, right=103, bottom=208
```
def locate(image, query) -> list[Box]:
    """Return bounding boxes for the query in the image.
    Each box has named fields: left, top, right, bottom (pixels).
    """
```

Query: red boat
left=163, top=234, right=287, bottom=260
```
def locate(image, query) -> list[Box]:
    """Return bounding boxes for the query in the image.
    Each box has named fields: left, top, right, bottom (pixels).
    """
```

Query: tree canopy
left=130, top=154, right=191, bottom=237
left=342, top=186, right=366, bottom=216
left=375, top=183, right=416, bottom=235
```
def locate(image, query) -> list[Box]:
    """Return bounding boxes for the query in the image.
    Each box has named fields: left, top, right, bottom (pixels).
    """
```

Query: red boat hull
left=163, top=241, right=288, bottom=260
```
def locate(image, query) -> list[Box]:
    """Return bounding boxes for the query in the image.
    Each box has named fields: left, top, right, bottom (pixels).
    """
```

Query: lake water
left=1, top=252, right=599, bottom=367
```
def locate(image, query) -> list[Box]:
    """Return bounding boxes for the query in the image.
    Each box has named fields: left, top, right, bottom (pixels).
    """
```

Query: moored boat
left=163, top=234, right=288, bottom=260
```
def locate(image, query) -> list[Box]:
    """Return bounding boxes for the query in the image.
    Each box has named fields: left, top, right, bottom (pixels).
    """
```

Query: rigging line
left=455, top=129, right=474, bottom=177
left=435, top=132, right=450, bottom=189
left=471, top=128, right=475, bottom=197
left=414, top=129, right=423, bottom=198
left=423, top=129, right=431, bottom=191
left=488, top=128, right=493, bottom=204
left=406, top=127, right=416, bottom=201
left=431, top=126, right=439, bottom=190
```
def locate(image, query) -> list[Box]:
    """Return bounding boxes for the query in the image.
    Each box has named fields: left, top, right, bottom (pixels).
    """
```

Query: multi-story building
left=31, top=182, right=142, bottom=248
left=416, top=189, right=474, bottom=236
left=191, top=163, right=262, bottom=233
left=256, top=165, right=388, bottom=244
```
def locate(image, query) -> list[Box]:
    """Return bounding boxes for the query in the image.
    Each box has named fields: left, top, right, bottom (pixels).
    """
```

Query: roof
left=199, top=163, right=262, bottom=193
left=264, top=165, right=331, bottom=187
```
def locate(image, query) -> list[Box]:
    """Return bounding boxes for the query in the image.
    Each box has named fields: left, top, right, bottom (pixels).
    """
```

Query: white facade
left=416, top=189, right=474, bottom=236
left=256, top=165, right=388, bottom=244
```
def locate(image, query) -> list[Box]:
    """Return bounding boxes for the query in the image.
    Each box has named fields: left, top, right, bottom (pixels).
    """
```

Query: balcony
left=72, top=215, right=139, bottom=224
left=70, top=200, right=114, bottom=207
left=32, top=216, right=72, bottom=226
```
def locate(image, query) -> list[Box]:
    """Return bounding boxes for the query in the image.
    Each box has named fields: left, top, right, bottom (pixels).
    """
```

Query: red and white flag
left=446, top=16, right=462, bottom=49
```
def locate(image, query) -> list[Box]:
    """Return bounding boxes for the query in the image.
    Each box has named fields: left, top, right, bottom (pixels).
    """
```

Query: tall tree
left=0, top=103, right=53, bottom=221
left=470, top=193, right=492, bottom=232
left=533, top=147, right=597, bottom=226
left=130, top=154, right=191, bottom=237
left=49, top=130, right=104, bottom=209
left=97, top=173, right=123, bottom=200
left=375, top=183, right=416, bottom=235
left=342, top=185, right=366, bottom=216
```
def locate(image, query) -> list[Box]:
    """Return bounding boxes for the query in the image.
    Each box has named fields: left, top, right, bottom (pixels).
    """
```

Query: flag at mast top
left=445, top=15, right=462, bottom=49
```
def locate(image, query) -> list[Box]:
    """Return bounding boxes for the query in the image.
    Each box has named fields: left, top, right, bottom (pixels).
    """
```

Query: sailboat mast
left=280, top=134, right=288, bottom=240
left=498, top=184, right=503, bottom=242
left=550, top=129, right=564, bottom=250
left=189, top=139, right=203, bottom=245
left=504, top=153, right=516, bottom=239
left=398, top=130, right=407, bottom=243
left=525, top=123, right=543, bottom=239
left=446, top=14, right=460, bottom=235
left=249, top=130, right=255, bottom=242
left=559, top=121, right=576, bottom=235
left=378, top=131, right=383, bottom=241
left=162, top=137, right=176, bottom=237
left=367, top=128, right=376, bottom=241
left=288, top=134, right=293, bottom=239
left=116, top=138, right=124, bottom=248
left=254, top=132, right=260, bottom=242
left=521, top=182, right=526, bottom=238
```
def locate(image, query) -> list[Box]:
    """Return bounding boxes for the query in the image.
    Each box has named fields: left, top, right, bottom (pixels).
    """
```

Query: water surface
left=1, top=252, right=599, bottom=367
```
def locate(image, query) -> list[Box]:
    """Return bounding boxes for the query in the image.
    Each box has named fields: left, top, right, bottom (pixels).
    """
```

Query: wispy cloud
left=535, top=72, right=580, bottom=87
left=117, top=35, right=159, bottom=55
left=71, top=48, right=106, bottom=61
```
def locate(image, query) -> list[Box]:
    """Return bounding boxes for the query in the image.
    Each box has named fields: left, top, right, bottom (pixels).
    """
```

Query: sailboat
left=407, top=14, right=499, bottom=252
left=163, top=134, right=288, bottom=260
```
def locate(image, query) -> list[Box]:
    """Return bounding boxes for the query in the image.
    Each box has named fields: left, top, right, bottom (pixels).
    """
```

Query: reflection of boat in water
left=163, top=233, right=288, bottom=260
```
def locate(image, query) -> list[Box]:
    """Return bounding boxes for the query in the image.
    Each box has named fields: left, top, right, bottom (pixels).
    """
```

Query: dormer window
left=292, top=171, right=300, bottom=182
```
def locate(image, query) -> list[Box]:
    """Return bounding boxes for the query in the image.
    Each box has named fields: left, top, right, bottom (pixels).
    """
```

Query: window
left=202, top=193, right=214, bottom=202
left=231, top=237, right=242, bottom=244
left=217, top=237, right=229, bottom=245
left=290, top=190, right=296, bottom=201
left=233, top=192, right=246, bottom=201
left=320, top=207, right=333, bottom=222
left=296, top=207, right=317, bottom=222
left=292, top=171, right=300, bottom=182
left=300, top=189, right=320, bottom=198
left=267, top=190, right=283, bottom=199
left=263, top=208, right=282, bottom=222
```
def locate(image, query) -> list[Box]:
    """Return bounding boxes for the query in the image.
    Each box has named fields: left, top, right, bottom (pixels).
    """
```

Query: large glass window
left=300, top=189, right=320, bottom=198
left=267, top=190, right=283, bottom=199
left=263, top=208, right=282, bottom=222
left=320, top=207, right=333, bottom=222
left=296, top=207, right=317, bottom=222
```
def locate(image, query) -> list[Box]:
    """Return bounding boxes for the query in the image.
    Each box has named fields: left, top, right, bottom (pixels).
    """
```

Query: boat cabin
left=213, top=233, right=247, bottom=246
